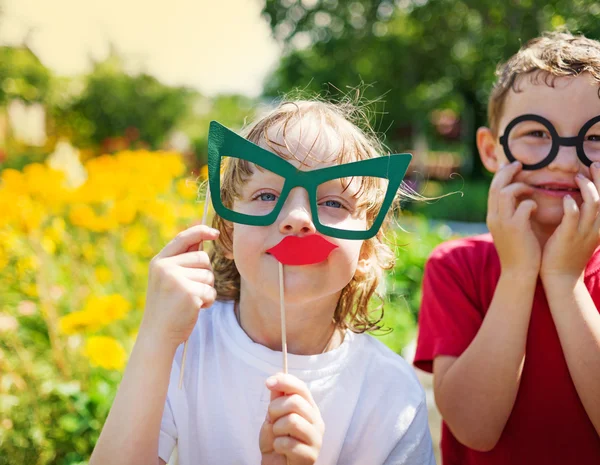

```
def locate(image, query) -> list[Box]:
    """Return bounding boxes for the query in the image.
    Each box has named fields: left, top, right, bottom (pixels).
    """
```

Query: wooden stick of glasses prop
left=179, top=186, right=211, bottom=389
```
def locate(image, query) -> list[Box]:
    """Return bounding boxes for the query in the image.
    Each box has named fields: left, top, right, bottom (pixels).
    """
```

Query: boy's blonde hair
left=489, top=30, right=600, bottom=135
left=209, top=99, right=403, bottom=333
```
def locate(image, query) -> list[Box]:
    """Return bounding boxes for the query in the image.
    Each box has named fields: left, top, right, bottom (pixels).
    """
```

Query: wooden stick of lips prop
left=266, top=235, right=338, bottom=372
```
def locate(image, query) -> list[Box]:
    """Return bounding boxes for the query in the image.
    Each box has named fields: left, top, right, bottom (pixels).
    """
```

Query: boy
left=414, top=31, right=600, bottom=464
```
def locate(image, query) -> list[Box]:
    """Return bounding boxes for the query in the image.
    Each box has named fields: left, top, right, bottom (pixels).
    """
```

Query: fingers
left=488, top=161, right=523, bottom=216
left=179, top=280, right=217, bottom=309
left=179, top=268, right=215, bottom=286
left=497, top=183, right=534, bottom=220
left=268, top=393, right=317, bottom=425
left=155, top=225, right=219, bottom=259
left=576, top=171, right=600, bottom=232
left=273, top=435, right=319, bottom=464
left=166, top=250, right=212, bottom=269
left=561, top=194, right=580, bottom=233
left=266, top=374, right=318, bottom=409
left=513, top=199, right=537, bottom=224
left=272, top=413, right=319, bottom=446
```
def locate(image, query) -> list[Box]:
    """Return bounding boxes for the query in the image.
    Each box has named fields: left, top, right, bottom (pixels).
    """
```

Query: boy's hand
left=487, top=161, right=540, bottom=276
left=541, top=164, right=600, bottom=281
left=259, top=374, right=324, bottom=465
left=139, top=225, right=219, bottom=350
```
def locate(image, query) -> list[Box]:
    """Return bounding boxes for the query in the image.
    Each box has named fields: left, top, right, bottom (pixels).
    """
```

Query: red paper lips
left=267, top=235, right=338, bottom=266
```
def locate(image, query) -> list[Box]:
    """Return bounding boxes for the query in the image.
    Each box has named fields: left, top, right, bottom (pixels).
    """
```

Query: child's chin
left=531, top=207, right=568, bottom=228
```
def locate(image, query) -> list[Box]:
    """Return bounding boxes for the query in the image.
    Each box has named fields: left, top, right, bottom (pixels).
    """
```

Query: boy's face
left=478, top=72, right=599, bottom=228
left=229, top=119, right=368, bottom=307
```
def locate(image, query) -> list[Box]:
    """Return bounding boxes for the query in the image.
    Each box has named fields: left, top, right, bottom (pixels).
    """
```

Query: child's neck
left=235, top=289, right=343, bottom=356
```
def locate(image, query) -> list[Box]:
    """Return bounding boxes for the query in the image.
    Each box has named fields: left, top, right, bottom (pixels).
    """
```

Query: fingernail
left=211, top=228, right=220, bottom=235
left=576, top=173, right=585, bottom=179
left=266, top=377, right=277, bottom=388
left=594, top=162, right=600, bottom=170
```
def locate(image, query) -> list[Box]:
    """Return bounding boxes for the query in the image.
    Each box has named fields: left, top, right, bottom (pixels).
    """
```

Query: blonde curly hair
left=209, top=99, right=407, bottom=333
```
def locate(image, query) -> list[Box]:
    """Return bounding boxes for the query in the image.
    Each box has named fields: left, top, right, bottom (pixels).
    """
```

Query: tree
left=261, top=0, right=600, bottom=178
left=56, top=49, right=195, bottom=150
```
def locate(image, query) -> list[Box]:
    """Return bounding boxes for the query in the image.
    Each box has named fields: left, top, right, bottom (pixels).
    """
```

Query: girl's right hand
left=139, top=225, right=220, bottom=350
left=487, top=161, right=541, bottom=276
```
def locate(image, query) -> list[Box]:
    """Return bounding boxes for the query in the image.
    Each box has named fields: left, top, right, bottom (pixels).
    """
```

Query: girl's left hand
left=541, top=164, right=600, bottom=281
left=259, top=373, right=324, bottom=465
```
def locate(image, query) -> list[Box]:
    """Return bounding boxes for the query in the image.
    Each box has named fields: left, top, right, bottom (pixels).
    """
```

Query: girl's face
left=230, top=120, right=369, bottom=307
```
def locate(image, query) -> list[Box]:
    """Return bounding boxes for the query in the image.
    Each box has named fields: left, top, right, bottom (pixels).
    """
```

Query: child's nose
left=549, top=145, right=579, bottom=172
left=278, top=188, right=316, bottom=235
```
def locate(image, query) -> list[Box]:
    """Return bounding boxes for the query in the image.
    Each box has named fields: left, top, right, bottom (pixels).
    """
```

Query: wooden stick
left=279, top=261, right=288, bottom=374
left=179, top=186, right=211, bottom=389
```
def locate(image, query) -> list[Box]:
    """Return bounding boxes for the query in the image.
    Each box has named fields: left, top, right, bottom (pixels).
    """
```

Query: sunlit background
left=1, top=0, right=599, bottom=463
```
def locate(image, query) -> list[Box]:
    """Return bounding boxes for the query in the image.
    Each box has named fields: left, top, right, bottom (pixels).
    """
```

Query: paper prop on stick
left=179, top=121, right=412, bottom=385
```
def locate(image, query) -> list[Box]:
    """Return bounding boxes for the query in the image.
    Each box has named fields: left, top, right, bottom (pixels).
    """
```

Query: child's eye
left=252, top=192, right=278, bottom=202
left=586, top=134, right=600, bottom=142
left=322, top=199, right=343, bottom=208
left=526, top=130, right=549, bottom=139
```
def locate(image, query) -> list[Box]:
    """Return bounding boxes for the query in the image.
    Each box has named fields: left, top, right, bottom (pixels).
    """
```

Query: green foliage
left=54, top=51, right=195, bottom=149
left=0, top=46, right=51, bottom=105
left=375, top=215, right=455, bottom=353
left=410, top=178, right=491, bottom=222
left=189, top=94, right=257, bottom=168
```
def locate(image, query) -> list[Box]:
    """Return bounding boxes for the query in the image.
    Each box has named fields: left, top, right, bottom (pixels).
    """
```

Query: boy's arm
left=431, top=161, right=541, bottom=451
left=433, top=270, right=537, bottom=452
left=89, top=331, right=178, bottom=465
left=543, top=277, right=600, bottom=436
left=539, top=168, right=600, bottom=436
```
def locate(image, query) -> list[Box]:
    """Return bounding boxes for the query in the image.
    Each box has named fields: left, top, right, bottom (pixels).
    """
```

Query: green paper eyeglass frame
left=207, top=121, right=412, bottom=240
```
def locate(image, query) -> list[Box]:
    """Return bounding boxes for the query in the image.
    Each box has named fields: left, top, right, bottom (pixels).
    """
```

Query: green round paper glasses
left=207, top=121, right=412, bottom=240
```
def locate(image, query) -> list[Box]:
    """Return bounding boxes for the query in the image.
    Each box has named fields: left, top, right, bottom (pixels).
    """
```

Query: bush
left=0, top=150, right=203, bottom=464
left=374, top=215, right=457, bottom=354
left=407, top=178, right=490, bottom=223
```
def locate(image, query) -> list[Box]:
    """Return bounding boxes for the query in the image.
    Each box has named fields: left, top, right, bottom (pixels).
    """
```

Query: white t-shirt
left=159, top=300, right=435, bottom=465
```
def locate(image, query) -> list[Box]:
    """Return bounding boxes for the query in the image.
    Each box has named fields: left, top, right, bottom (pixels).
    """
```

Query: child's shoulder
left=427, top=232, right=497, bottom=270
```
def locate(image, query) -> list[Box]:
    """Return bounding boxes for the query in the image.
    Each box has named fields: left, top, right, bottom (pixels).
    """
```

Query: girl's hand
left=259, top=374, right=324, bottom=465
left=487, top=161, right=541, bottom=276
left=139, top=225, right=219, bottom=350
left=541, top=165, right=600, bottom=282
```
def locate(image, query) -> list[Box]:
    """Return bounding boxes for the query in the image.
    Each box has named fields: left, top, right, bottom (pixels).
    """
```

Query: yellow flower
left=94, top=266, right=113, bottom=284
left=41, top=236, right=57, bottom=255
left=85, top=294, right=131, bottom=326
left=59, top=309, right=102, bottom=335
left=59, top=294, right=131, bottom=334
left=81, top=244, right=97, bottom=262
left=84, top=336, right=126, bottom=370
left=122, top=224, right=149, bottom=255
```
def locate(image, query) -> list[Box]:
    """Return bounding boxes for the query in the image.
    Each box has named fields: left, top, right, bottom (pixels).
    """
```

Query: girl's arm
left=89, top=331, right=177, bottom=465
left=90, top=224, right=220, bottom=465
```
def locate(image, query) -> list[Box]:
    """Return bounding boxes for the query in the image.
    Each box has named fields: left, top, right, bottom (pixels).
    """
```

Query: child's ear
left=476, top=126, right=502, bottom=173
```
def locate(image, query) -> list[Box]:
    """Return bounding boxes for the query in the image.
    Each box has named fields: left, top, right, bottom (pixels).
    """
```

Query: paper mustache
left=267, top=235, right=338, bottom=266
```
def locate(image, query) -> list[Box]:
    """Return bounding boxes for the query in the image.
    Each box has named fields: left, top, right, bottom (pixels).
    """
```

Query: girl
left=89, top=99, right=435, bottom=465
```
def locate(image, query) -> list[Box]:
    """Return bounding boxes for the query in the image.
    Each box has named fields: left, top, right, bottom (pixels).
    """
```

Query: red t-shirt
left=414, top=234, right=600, bottom=465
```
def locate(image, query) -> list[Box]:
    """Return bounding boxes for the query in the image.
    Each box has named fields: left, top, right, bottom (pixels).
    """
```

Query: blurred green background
left=1, top=0, right=599, bottom=463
